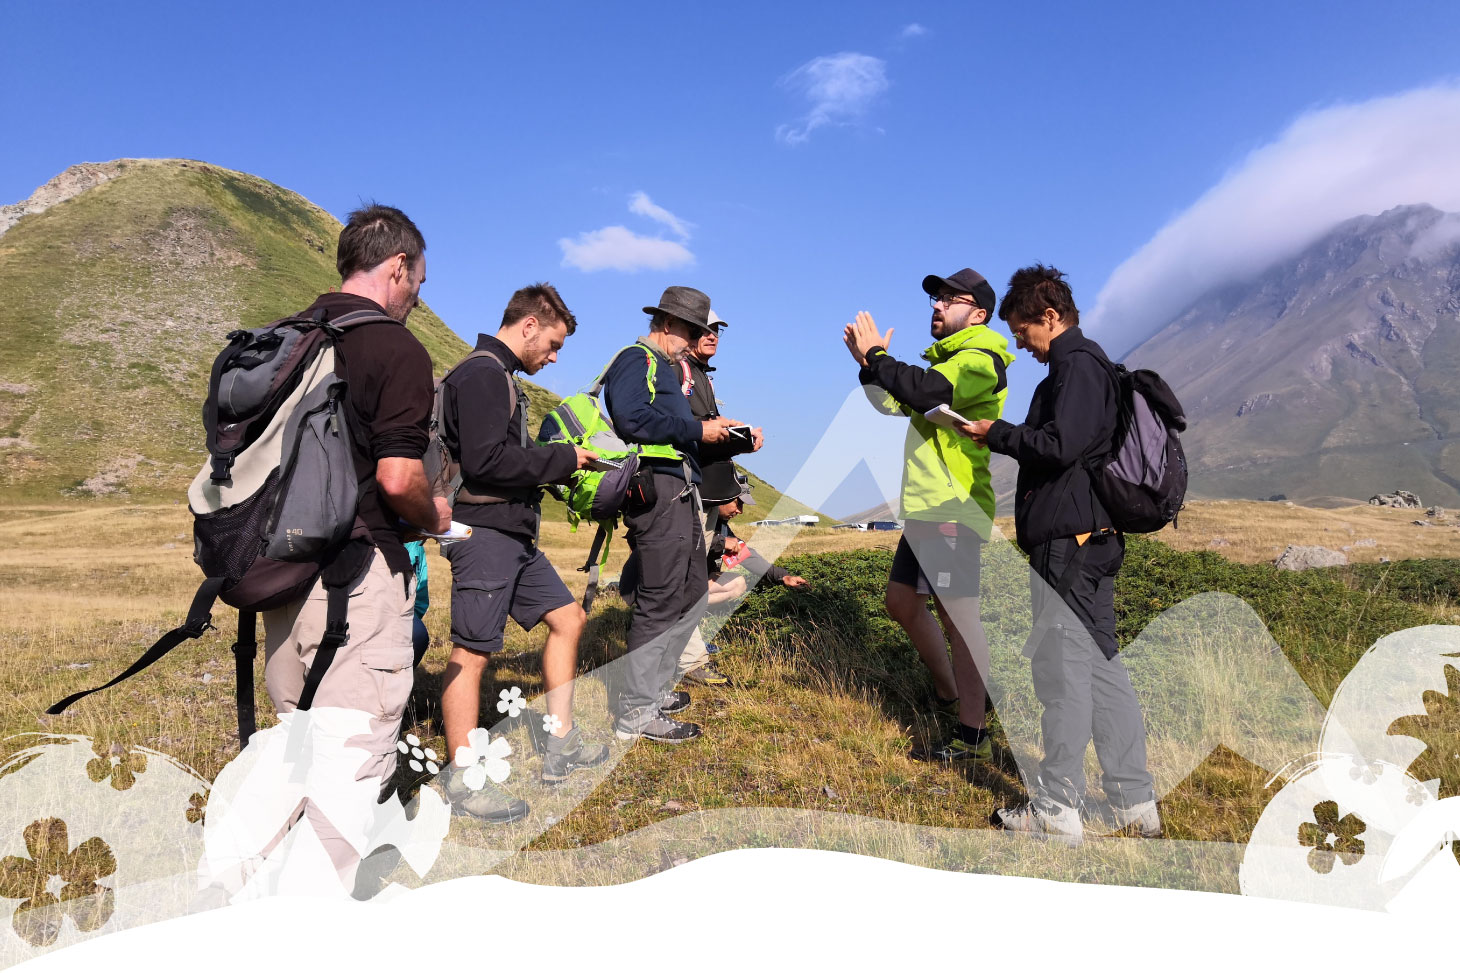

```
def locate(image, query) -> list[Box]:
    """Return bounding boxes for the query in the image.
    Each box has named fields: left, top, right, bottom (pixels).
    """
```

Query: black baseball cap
left=921, top=268, right=997, bottom=315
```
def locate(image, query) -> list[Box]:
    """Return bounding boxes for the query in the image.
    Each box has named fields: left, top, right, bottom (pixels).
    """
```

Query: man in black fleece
left=962, top=265, right=1159, bottom=845
left=437, top=283, right=604, bottom=820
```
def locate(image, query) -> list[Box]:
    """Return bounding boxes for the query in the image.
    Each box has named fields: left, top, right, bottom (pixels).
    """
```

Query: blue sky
left=6, top=0, right=1460, bottom=515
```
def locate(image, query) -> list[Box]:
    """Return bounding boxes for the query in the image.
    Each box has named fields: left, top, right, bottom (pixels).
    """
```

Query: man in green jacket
left=843, top=268, right=1013, bottom=761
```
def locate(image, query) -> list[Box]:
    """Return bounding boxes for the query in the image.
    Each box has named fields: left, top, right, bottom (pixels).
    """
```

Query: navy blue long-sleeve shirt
left=602, top=339, right=702, bottom=482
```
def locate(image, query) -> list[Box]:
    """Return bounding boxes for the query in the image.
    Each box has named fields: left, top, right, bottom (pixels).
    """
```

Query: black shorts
left=443, top=526, right=574, bottom=654
left=888, top=520, right=984, bottom=599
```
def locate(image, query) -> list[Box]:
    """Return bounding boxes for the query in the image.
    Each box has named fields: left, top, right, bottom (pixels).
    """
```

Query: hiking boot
left=911, top=734, right=992, bottom=763
left=682, top=662, right=731, bottom=688
left=706, top=641, right=722, bottom=656
left=660, top=690, right=691, bottom=715
left=540, top=725, right=610, bottom=784
left=991, top=798, right=1083, bottom=847
left=615, top=714, right=703, bottom=744
left=1109, top=800, right=1163, bottom=838
left=437, top=764, right=530, bottom=824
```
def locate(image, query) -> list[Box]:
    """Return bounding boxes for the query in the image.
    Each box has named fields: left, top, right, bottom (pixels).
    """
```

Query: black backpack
left=48, top=307, right=394, bottom=746
left=1081, top=354, right=1189, bottom=533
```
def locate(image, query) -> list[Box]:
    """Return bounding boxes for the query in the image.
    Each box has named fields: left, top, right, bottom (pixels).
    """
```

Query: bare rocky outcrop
left=1369, top=490, right=1423, bottom=509
left=1273, top=545, right=1348, bottom=571
left=0, top=161, right=127, bottom=238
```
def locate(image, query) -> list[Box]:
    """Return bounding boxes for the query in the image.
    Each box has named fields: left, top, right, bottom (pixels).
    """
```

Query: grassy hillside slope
left=0, top=159, right=470, bottom=499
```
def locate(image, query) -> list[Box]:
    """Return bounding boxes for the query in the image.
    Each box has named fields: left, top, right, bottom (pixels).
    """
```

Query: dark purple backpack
left=1083, top=356, right=1189, bottom=533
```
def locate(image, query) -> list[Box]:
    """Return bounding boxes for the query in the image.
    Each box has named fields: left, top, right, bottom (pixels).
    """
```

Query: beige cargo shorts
left=262, top=548, right=415, bottom=783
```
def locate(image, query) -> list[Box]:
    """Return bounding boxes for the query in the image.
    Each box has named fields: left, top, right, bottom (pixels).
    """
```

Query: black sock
left=955, top=723, right=987, bottom=745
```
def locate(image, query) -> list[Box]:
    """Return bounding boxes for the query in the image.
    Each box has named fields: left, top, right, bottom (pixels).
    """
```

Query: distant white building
left=748, top=514, right=820, bottom=527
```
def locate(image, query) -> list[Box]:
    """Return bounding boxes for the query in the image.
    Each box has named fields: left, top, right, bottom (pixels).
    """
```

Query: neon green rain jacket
left=859, top=324, right=1014, bottom=536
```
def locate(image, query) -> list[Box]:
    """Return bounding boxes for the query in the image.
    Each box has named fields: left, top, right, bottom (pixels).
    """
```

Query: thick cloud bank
left=1088, top=83, right=1460, bottom=356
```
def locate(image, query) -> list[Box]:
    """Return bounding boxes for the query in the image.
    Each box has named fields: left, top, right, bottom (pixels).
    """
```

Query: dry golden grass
left=1, top=498, right=1449, bottom=892
left=1150, top=499, right=1460, bottom=564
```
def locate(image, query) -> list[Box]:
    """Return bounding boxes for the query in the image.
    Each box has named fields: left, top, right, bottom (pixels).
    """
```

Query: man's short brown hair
left=337, top=203, right=426, bottom=281
left=500, top=282, right=577, bottom=335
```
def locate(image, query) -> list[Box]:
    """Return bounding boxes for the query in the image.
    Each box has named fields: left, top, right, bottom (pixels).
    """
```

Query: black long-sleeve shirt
left=441, top=333, right=577, bottom=537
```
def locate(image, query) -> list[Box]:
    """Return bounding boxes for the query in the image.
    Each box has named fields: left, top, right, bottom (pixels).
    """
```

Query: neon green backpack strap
left=586, top=341, right=680, bottom=462
left=590, top=341, right=660, bottom=401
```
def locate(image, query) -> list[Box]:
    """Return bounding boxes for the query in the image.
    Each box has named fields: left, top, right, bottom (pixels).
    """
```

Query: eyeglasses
left=930, top=294, right=978, bottom=309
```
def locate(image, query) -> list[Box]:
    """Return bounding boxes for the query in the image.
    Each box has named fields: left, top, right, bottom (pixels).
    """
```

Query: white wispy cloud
left=1088, top=83, right=1460, bottom=356
left=559, top=192, right=696, bottom=272
left=558, top=226, right=694, bottom=273
left=628, top=191, right=691, bottom=240
left=776, top=52, right=889, bottom=146
left=900, top=23, right=927, bottom=39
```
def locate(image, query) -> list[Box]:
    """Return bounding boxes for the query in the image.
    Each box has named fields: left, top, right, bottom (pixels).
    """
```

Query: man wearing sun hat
left=602, top=286, right=739, bottom=743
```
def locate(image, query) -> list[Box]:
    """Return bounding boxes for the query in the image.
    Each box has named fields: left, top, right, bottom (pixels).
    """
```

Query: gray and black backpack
left=49, top=307, right=395, bottom=746
left=1081, top=355, right=1188, bottom=533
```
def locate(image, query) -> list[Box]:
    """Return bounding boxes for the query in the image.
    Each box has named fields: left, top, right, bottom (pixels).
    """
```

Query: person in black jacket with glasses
left=961, top=264, right=1159, bottom=846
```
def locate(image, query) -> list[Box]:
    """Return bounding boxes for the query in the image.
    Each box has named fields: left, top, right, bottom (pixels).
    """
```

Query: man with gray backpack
left=49, top=204, right=447, bottom=888
left=961, top=264, right=1172, bottom=845
left=433, top=283, right=607, bottom=821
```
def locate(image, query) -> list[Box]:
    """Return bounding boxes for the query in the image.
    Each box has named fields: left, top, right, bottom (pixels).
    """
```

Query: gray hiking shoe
left=1109, top=800, right=1163, bottom=838
left=614, top=713, right=702, bottom=744
left=991, top=797, right=1083, bottom=847
left=437, top=764, right=530, bottom=824
left=660, top=690, right=691, bottom=715
left=540, top=725, right=610, bottom=784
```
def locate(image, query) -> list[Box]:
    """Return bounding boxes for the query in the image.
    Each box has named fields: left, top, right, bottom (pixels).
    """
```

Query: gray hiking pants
left=617, top=472, right=708, bottom=730
left=1028, top=534, right=1155, bottom=810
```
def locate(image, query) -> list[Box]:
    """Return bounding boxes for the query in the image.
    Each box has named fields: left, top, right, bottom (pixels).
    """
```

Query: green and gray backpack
left=537, top=342, right=683, bottom=609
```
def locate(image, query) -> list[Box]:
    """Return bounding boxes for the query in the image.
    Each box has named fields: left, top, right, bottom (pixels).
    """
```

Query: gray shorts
left=444, top=526, right=574, bottom=654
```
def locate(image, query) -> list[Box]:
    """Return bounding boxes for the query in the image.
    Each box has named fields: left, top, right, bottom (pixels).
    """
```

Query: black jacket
left=441, top=334, right=577, bottom=538
left=685, top=354, right=754, bottom=500
left=985, top=326, right=1118, bottom=551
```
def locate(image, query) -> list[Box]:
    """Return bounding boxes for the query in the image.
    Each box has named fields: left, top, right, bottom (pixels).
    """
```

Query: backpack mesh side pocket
left=193, top=469, right=280, bottom=581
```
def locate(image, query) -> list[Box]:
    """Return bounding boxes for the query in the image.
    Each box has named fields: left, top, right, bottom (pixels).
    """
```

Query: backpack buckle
left=321, top=619, right=350, bottom=649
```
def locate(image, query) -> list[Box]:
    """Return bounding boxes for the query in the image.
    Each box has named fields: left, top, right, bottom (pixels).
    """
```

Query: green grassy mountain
left=0, top=159, right=821, bottom=517
left=0, top=158, right=470, bottom=499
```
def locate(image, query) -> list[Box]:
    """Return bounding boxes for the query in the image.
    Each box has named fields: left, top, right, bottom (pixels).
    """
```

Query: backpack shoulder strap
left=589, top=342, right=659, bottom=397
left=323, top=309, right=403, bottom=331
